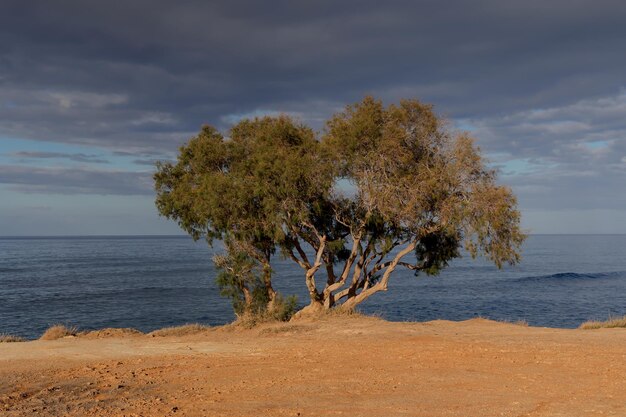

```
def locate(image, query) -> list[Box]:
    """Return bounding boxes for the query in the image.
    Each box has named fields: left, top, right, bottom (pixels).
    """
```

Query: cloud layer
left=0, top=0, right=625, bottom=232
left=465, top=91, right=626, bottom=210
left=2, top=1, right=626, bottom=148
left=0, top=166, right=152, bottom=195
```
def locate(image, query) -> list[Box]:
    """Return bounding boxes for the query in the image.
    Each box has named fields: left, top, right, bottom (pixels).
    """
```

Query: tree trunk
left=304, top=236, right=326, bottom=305
left=236, top=286, right=254, bottom=318
left=262, top=262, right=277, bottom=310
left=325, top=263, right=336, bottom=287
left=290, top=299, right=324, bottom=320
left=321, top=234, right=362, bottom=309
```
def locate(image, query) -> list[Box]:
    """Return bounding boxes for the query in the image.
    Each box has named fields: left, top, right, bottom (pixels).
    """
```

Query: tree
left=154, top=116, right=330, bottom=315
left=311, top=97, right=525, bottom=311
left=154, top=97, right=525, bottom=319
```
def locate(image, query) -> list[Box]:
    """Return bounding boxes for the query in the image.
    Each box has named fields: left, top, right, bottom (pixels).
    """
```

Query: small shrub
left=148, top=323, right=211, bottom=337
left=580, top=315, right=626, bottom=330
left=235, top=294, right=299, bottom=328
left=0, top=333, right=25, bottom=343
left=214, top=248, right=270, bottom=317
left=40, top=324, right=78, bottom=340
left=268, top=294, right=298, bottom=322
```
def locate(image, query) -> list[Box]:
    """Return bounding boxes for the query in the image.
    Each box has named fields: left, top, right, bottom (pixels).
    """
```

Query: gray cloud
left=0, top=0, right=625, bottom=220
left=132, top=159, right=163, bottom=166
left=466, top=91, right=626, bottom=158
left=12, top=151, right=109, bottom=164
left=1, top=0, right=626, bottom=151
left=464, top=91, right=626, bottom=210
left=0, top=166, right=153, bottom=195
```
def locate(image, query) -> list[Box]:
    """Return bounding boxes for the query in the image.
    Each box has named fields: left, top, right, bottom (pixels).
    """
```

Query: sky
left=1, top=0, right=625, bottom=235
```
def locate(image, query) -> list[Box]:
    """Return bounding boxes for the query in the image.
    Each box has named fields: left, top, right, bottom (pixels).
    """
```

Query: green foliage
left=214, top=246, right=267, bottom=316
left=214, top=241, right=297, bottom=322
left=268, top=294, right=298, bottom=322
left=154, top=116, right=333, bottom=256
left=235, top=294, right=299, bottom=328
left=154, top=125, right=228, bottom=242
left=414, top=231, right=461, bottom=275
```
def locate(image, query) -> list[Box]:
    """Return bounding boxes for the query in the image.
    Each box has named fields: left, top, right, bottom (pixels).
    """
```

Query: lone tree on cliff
left=155, top=97, right=525, bottom=319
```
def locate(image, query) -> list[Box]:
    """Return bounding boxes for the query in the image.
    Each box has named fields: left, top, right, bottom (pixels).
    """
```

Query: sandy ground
left=2, top=316, right=626, bottom=417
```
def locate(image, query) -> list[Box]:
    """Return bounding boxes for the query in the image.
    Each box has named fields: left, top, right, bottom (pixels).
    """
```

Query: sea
left=1, top=235, right=625, bottom=339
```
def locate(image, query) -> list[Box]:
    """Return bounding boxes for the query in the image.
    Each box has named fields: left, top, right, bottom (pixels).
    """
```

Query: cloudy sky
left=1, top=0, right=625, bottom=235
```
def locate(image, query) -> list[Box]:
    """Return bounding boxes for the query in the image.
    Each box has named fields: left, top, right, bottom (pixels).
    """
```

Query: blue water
left=1, top=235, right=625, bottom=339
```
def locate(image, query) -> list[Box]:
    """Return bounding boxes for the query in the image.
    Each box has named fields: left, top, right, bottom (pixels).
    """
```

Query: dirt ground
left=2, top=316, right=626, bottom=417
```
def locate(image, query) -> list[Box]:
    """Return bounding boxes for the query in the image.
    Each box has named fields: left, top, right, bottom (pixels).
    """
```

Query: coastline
left=2, top=316, right=626, bottom=416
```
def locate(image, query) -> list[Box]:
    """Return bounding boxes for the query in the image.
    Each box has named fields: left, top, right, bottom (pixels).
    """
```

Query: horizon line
left=1, top=233, right=626, bottom=239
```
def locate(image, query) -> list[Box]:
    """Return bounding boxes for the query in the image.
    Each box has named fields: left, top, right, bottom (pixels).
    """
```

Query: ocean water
left=1, top=235, right=625, bottom=339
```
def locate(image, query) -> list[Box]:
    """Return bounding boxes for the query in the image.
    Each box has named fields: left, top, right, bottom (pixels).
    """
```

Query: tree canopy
left=155, top=97, right=525, bottom=318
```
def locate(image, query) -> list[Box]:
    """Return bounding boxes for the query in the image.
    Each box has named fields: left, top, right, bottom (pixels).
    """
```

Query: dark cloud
left=0, top=0, right=624, bottom=219
left=1, top=0, right=626, bottom=151
left=0, top=166, right=153, bottom=195
left=11, top=151, right=109, bottom=164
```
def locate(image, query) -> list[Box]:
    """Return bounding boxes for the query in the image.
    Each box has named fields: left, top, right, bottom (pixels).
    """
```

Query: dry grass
left=580, top=315, right=626, bottom=330
left=324, top=308, right=373, bottom=319
left=290, top=305, right=380, bottom=324
left=148, top=323, right=211, bottom=337
left=0, top=333, right=25, bottom=343
left=258, top=323, right=313, bottom=336
left=233, top=313, right=272, bottom=329
left=39, top=324, right=78, bottom=341
left=238, top=306, right=374, bottom=332
left=81, top=328, right=143, bottom=339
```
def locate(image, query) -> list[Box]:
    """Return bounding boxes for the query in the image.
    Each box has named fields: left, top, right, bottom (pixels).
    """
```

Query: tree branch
left=292, top=238, right=312, bottom=269
left=285, top=247, right=310, bottom=271
left=341, top=241, right=417, bottom=310
left=305, top=235, right=327, bottom=303
left=322, top=233, right=363, bottom=306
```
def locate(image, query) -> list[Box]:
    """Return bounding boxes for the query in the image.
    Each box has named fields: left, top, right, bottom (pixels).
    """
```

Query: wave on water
left=516, top=271, right=626, bottom=283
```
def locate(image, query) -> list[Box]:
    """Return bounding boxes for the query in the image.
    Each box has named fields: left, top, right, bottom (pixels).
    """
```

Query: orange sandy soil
left=1, top=316, right=626, bottom=417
